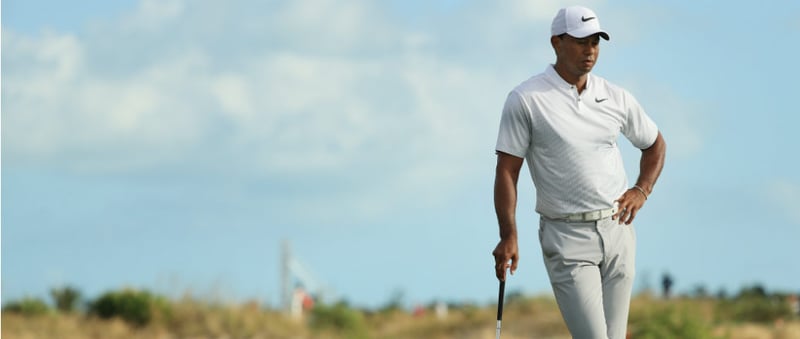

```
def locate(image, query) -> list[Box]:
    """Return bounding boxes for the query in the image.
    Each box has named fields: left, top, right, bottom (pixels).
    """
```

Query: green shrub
left=2, top=297, right=52, bottom=316
left=379, top=289, right=405, bottom=314
left=50, top=285, right=82, bottom=313
left=630, top=303, right=717, bottom=339
left=309, top=301, right=369, bottom=339
left=719, top=296, right=792, bottom=323
left=88, top=289, right=171, bottom=327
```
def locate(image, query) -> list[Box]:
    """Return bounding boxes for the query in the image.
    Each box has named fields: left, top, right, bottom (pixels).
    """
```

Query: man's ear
left=550, top=36, right=561, bottom=53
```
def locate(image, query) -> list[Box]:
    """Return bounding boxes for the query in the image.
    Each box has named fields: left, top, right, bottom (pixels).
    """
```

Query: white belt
left=561, top=207, right=618, bottom=222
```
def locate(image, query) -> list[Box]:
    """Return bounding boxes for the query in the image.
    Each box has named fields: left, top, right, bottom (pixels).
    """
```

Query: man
left=491, top=6, right=666, bottom=338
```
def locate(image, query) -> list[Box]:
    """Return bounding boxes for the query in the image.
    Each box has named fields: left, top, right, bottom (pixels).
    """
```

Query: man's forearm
left=495, top=173, right=518, bottom=240
left=492, top=154, right=523, bottom=281
left=494, top=154, right=523, bottom=240
left=636, top=132, right=666, bottom=194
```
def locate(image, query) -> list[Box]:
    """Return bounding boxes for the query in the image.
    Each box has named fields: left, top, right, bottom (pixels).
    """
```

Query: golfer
left=491, top=6, right=666, bottom=338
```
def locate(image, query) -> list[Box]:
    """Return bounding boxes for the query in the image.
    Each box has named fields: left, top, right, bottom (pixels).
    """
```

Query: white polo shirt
left=496, top=65, right=658, bottom=218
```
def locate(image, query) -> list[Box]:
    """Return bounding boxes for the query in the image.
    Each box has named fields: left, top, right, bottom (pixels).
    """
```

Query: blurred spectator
left=789, top=294, right=800, bottom=316
left=413, top=304, right=425, bottom=317
left=661, top=273, right=674, bottom=299
left=291, top=285, right=314, bottom=320
left=435, top=301, right=448, bottom=319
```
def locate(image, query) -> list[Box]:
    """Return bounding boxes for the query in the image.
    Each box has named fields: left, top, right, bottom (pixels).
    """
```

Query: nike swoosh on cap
left=581, top=16, right=596, bottom=22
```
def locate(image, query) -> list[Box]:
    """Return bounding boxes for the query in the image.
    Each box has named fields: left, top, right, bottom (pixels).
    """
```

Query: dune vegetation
left=3, top=285, right=799, bottom=338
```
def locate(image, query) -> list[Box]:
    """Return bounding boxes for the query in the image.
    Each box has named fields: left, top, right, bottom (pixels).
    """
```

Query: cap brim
left=567, top=29, right=610, bottom=40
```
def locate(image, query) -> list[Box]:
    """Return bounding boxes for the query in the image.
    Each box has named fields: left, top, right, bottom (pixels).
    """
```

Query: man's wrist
left=635, top=182, right=653, bottom=195
left=499, top=229, right=518, bottom=241
left=632, top=185, right=649, bottom=200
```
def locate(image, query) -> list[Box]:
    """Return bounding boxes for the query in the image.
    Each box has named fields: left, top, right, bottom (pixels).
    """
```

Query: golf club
left=496, top=279, right=506, bottom=339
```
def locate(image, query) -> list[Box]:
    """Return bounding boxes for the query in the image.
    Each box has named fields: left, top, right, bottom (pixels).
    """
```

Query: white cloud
left=0, top=0, right=617, bottom=215
left=275, top=0, right=381, bottom=49
left=2, top=30, right=85, bottom=156
left=211, top=73, right=256, bottom=120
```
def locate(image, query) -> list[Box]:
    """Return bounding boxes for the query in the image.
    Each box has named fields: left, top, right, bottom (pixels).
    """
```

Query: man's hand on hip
left=613, top=188, right=647, bottom=225
left=492, top=237, right=519, bottom=281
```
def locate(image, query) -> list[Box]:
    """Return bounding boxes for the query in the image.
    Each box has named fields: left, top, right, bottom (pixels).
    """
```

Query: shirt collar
left=545, top=64, right=592, bottom=91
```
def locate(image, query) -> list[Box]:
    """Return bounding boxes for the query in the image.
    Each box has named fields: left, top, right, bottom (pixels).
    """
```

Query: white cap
left=551, top=6, right=610, bottom=40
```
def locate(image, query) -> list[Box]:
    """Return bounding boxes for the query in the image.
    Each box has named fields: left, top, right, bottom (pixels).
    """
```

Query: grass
left=3, top=293, right=799, bottom=338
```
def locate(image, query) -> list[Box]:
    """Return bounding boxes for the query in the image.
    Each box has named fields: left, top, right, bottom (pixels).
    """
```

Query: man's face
left=553, top=33, right=601, bottom=77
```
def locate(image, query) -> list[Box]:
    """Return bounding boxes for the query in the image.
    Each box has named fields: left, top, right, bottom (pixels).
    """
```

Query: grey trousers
left=539, top=216, right=636, bottom=339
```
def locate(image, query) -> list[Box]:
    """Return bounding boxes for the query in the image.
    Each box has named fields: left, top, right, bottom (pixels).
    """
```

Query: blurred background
left=3, top=0, right=799, bottom=318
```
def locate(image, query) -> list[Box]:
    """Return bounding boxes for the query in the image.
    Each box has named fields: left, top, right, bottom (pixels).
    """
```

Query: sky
left=2, top=0, right=800, bottom=310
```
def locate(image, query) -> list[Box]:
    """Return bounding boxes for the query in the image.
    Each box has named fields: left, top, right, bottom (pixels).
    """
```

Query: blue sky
left=3, top=0, right=800, bottom=309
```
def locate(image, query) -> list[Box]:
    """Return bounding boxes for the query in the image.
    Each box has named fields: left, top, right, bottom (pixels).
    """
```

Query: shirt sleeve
left=495, top=90, right=531, bottom=158
left=620, top=90, right=658, bottom=149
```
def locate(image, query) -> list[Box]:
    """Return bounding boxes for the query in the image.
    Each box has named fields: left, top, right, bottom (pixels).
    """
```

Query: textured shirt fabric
left=495, top=65, right=658, bottom=218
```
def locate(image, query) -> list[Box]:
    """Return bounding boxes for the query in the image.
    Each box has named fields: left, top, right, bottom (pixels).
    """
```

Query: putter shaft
left=496, top=280, right=505, bottom=339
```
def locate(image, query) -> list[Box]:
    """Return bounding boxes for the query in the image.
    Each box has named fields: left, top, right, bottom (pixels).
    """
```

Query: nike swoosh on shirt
left=595, top=98, right=608, bottom=103
left=581, top=16, right=596, bottom=22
